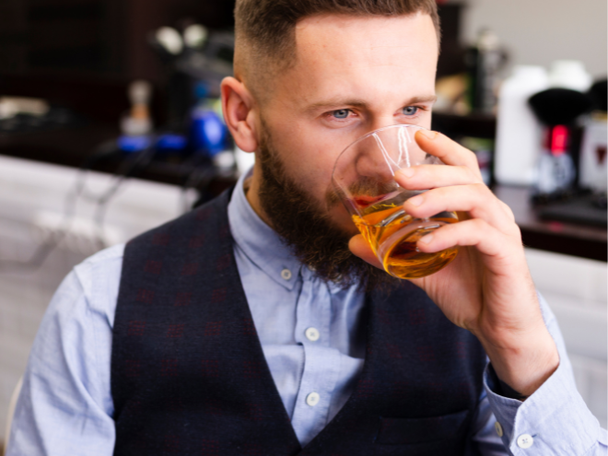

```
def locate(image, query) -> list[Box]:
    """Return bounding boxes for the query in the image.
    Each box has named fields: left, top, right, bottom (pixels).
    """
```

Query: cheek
left=273, top=127, right=349, bottom=199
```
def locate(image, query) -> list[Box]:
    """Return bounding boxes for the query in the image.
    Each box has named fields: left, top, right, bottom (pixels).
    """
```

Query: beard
left=255, top=126, right=398, bottom=293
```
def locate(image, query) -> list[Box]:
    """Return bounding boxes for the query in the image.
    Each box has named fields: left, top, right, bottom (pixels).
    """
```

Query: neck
left=244, top=163, right=273, bottom=228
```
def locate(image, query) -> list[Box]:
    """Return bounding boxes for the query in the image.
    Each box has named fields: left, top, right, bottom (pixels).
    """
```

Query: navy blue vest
left=111, top=188, right=487, bottom=455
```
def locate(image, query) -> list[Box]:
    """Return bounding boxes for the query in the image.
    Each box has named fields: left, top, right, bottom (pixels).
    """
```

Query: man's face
left=256, top=13, right=439, bottom=232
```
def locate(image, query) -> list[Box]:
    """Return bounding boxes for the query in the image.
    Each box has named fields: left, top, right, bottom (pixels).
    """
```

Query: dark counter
left=493, top=186, right=606, bottom=262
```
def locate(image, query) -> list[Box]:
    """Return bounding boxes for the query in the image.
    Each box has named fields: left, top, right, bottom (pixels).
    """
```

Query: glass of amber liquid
left=332, top=124, right=458, bottom=279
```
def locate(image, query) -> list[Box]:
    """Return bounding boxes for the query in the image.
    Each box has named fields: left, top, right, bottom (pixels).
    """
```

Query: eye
left=402, top=106, right=419, bottom=116
left=332, top=109, right=351, bottom=119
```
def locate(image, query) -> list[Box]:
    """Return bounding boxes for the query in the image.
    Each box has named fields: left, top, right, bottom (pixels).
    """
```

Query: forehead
left=265, top=13, right=438, bottom=111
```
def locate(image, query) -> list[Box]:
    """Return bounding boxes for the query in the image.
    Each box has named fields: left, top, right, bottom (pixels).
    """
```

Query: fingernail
left=408, top=195, right=423, bottom=206
left=418, top=130, right=438, bottom=140
left=418, top=234, right=434, bottom=245
left=398, top=167, right=415, bottom=178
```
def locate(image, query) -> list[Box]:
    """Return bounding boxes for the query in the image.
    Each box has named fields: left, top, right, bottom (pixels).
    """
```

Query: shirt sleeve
left=467, top=385, right=514, bottom=456
left=482, top=293, right=608, bottom=455
left=5, top=247, right=122, bottom=456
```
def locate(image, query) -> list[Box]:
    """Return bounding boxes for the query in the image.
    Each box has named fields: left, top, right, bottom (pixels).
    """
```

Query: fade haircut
left=234, top=0, right=441, bottom=99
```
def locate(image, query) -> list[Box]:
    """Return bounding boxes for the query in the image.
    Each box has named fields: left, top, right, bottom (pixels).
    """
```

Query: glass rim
left=331, top=123, right=429, bottom=185
left=337, top=123, right=428, bottom=157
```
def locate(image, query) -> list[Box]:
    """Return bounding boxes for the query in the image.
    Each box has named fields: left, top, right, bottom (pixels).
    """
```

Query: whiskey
left=352, top=196, right=458, bottom=279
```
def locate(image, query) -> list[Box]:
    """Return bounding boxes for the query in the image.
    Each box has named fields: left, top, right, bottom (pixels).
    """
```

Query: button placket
left=291, top=344, right=340, bottom=445
left=294, top=270, right=330, bottom=347
left=290, top=271, right=338, bottom=445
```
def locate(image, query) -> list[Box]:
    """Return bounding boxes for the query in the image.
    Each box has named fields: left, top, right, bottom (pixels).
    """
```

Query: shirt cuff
left=487, top=363, right=528, bottom=401
left=484, top=359, right=606, bottom=455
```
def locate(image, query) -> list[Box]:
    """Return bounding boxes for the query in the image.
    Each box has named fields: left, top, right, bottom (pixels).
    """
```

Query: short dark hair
left=234, top=0, right=440, bottom=92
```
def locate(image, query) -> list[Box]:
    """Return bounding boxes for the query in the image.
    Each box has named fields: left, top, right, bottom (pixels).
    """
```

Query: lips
left=353, top=194, right=388, bottom=207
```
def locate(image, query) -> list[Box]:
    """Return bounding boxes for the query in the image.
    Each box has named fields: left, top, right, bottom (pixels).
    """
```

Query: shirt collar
left=227, top=168, right=302, bottom=290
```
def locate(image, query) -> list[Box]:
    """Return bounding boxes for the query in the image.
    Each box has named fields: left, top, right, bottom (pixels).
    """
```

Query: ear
left=221, top=76, right=258, bottom=152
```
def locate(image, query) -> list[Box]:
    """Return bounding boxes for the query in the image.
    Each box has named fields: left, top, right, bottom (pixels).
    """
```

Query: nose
left=358, top=115, right=407, bottom=174
left=353, top=135, right=397, bottom=187
left=367, top=116, right=396, bottom=135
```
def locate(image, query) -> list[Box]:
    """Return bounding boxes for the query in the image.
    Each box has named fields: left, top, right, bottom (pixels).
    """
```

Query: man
left=7, top=0, right=607, bottom=455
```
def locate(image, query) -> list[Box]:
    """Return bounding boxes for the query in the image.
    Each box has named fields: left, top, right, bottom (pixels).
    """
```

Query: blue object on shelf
left=156, top=133, right=188, bottom=153
left=190, top=108, right=227, bottom=157
left=117, top=135, right=152, bottom=153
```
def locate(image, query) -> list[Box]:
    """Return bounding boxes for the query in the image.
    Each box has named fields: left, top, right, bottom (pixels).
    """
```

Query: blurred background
left=0, top=0, right=606, bottom=449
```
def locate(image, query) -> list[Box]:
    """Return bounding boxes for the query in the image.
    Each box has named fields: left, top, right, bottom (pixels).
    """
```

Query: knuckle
left=471, top=182, right=491, bottom=202
left=512, top=223, right=522, bottom=239
left=470, top=217, right=489, bottom=232
left=477, top=181, right=492, bottom=193
left=500, top=201, right=516, bottom=222
left=464, top=166, right=479, bottom=183
left=505, top=221, right=522, bottom=239
left=462, top=148, right=479, bottom=169
left=457, top=165, right=476, bottom=184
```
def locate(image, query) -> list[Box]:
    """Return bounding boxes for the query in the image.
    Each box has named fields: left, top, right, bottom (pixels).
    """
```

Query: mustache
left=326, top=177, right=397, bottom=208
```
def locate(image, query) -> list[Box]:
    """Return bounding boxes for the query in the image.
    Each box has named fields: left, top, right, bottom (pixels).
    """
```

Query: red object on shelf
left=550, top=125, right=569, bottom=156
left=543, top=125, right=569, bottom=157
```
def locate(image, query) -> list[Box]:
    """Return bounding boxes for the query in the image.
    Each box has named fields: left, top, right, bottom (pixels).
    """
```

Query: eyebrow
left=303, top=95, right=437, bottom=114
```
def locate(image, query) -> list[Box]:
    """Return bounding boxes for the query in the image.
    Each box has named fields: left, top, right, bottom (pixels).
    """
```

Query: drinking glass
left=332, top=124, right=458, bottom=279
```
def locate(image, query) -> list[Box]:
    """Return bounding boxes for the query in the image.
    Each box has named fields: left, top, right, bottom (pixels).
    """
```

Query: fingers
left=417, top=218, right=522, bottom=263
left=394, top=135, right=517, bottom=233
left=415, top=130, right=483, bottom=179
left=397, top=130, right=522, bottom=261
left=402, top=184, right=520, bottom=236
left=395, top=162, right=483, bottom=190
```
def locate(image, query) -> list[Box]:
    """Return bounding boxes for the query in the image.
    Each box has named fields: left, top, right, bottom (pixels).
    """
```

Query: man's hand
left=349, top=129, right=559, bottom=398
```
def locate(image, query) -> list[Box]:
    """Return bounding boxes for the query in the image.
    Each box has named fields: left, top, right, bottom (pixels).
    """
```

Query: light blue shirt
left=7, top=171, right=607, bottom=455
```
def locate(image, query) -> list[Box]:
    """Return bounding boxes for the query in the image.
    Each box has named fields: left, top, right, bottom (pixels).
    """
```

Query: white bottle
left=548, top=60, right=592, bottom=92
left=494, top=66, right=549, bottom=185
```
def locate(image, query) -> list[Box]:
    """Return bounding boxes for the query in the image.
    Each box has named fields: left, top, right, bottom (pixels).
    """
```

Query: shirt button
left=517, top=433, right=534, bottom=449
left=494, top=421, right=504, bottom=437
left=280, top=268, right=292, bottom=280
left=306, top=392, right=320, bottom=407
left=305, top=327, right=320, bottom=342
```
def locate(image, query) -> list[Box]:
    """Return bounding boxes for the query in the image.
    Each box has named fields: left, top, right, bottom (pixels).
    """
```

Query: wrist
left=478, top=326, right=560, bottom=398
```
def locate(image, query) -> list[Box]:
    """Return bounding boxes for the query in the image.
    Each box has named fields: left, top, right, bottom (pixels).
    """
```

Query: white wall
left=462, top=0, right=607, bottom=79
